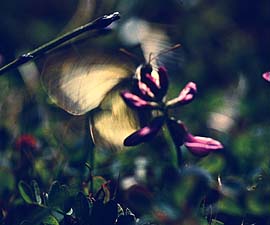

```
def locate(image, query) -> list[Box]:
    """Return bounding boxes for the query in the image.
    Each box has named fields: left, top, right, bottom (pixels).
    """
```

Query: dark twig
left=0, top=12, right=121, bottom=75
left=86, top=113, right=94, bottom=194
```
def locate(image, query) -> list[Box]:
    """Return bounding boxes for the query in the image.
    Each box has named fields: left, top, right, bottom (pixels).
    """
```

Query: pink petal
left=140, top=71, right=161, bottom=100
left=139, top=67, right=169, bottom=101
left=166, top=82, right=197, bottom=108
left=121, top=91, right=159, bottom=109
left=185, top=134, right=223, bottom=157
left=262, top=72, right=270, bottom=82
left=138, top=65, right=158, bottom=99
left=143, top=68, right=169, bottom=101
left=136, top=80, right=155, bottom=100
left=124, top=116, right=165, bottom=146
left=121, top=91, right=158, bottom=109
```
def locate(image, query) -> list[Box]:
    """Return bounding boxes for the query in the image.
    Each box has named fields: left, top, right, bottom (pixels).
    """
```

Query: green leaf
left=74, top=192, right=90, bottom=222
left=115, top=215, right=136, bottom=225
left=18, top=181, right=34, bottom=204
left=20, top=205, right=51, bottom=225
left=125, top=208, right=135, bottom=217
left=0, top=169, right=15, bottom=191
left=211, top=219, right=224, bottom=225
left=247, top=192, right=270, bottom=214
left=48, top=181, right=70, bottom=211
left=197, top=155, right=225, bottom=175
left=42, top=215, right=59, bottom=225
left=117, top=204, right=124, bottom=216
left=31, top=180, right=42, bottom=205
left=92, top=176, right=107, bottom=194
left=91, top=200, right=118, bottom=225
left=173, top=167, right=211, bottom=208
left=217, top=198, right=243, bottom=216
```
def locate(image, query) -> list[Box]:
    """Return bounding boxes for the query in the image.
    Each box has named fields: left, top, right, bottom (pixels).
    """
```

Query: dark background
left=0, top=0, right=270, bottom=224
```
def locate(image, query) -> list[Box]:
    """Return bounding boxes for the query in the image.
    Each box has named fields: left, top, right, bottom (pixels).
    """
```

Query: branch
left=0, top=12, right=121, bottom=76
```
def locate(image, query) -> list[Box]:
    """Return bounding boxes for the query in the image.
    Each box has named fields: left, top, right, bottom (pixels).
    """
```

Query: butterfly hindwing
left=90, top=81, right=141, bottom=151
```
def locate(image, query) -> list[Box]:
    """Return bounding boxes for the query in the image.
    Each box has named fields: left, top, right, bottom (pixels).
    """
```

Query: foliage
left=0, top=0, right=270, bottom=225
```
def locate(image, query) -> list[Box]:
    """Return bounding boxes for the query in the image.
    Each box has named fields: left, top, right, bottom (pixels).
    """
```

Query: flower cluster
left=121, top=66, right=223, bottom=156
left=15, top=134, right=38, bottom=152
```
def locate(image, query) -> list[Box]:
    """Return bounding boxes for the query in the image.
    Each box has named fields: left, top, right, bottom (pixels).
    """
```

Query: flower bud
left=184, top=134, right=223, bottom=157
left=124, top=116, right=165, bottom=146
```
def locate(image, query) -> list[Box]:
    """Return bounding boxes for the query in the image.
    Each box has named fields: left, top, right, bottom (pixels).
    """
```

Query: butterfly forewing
left=41, top=42, right=135, bottom=115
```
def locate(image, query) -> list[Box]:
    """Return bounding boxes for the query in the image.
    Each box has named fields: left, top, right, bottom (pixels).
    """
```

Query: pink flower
left=262, top=72, right=270, bottom=82
left=121, top=66, right=197, bottom=146
left=123, top=66, right=197, bottom=107
left=15, top=134, right=38, bottom=151
left=121, top=65, right=222, bottom=155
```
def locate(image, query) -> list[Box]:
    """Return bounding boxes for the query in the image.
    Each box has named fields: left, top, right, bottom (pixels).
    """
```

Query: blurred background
left=0, top=0, right=270, bottom=224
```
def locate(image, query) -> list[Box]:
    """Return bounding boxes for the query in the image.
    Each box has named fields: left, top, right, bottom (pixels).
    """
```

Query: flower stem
left=176, top=146, right=183, bottom=168
left=165, top=122, right=184, bottom=168
left=162, top=126, right=179, bottom=168
left=0, top=12, right=120, bottom=76
left=85, top=113, right=94, bottom=194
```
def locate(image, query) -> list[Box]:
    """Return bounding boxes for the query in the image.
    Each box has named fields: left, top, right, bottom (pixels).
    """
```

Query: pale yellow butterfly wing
left=41, top=44, right=134, bottom=115
left=90, top=83, right=140, bottom=151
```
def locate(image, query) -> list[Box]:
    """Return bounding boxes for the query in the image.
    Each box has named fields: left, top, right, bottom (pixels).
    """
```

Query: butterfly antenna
left=119, top=48, right=140, bottom=63
left=149, top=43, right=181, bottom=63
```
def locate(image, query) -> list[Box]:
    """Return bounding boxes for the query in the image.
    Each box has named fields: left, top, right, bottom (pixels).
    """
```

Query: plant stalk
left=0, top=12, right=120, bottom=75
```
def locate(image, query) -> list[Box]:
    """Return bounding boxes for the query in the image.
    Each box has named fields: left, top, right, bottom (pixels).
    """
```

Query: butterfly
left=41, top=19, right=178, bottom=151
